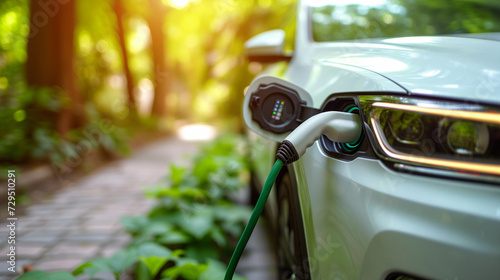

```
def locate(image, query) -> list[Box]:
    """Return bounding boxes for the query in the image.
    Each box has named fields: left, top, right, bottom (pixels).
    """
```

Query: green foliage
left=70, top=135, right=250, bottom=280
left=0, top=85, right=57, bottom=162
left=17, top=271, right=76, bottom=280
left=163, top=0, right=297, bottom=122
left=0, top=0, right=131, bottom=168
left=121, top=135, right=252, bottom=268
left=162, top=259, right=208, bottom=280
left=312, top=0, right=500, bottom=42
left=0, top=4, right=130, bottom=166
left=73, top=242, right=174, bottom=280
left=199, top=259, right=246, bottom=280
left=0, top=88, right=130, bottom=166
left=0, top=0, right=296, bottom=167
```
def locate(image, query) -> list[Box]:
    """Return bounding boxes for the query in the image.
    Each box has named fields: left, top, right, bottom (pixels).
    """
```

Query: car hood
left=310, top=36, right=500, bottom=104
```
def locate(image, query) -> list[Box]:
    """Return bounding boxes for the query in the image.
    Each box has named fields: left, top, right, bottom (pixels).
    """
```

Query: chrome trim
left=372, top=102, right=500, bottom=125
left=371, top=117, right=500, bottom=176
left=394, top=163, right=500, bottom=184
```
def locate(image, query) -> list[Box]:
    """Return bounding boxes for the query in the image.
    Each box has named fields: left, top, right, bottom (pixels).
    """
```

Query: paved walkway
left=0, top=137, right=277, bottom=279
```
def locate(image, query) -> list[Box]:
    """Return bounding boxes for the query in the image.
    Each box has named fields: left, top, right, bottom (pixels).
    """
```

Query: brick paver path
left=0, top=137, right=276, bottom=280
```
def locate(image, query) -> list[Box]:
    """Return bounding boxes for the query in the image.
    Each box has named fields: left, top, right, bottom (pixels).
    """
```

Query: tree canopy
left=0, top=0, right=296, bottom=164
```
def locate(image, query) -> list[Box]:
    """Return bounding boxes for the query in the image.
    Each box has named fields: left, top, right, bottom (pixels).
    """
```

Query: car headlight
left=359, top=95, right=500, bottom=178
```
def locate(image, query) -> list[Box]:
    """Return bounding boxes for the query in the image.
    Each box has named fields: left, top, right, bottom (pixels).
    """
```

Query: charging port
left=320, top=97, right=369, bottom=158
left=339, top=104, right=364, bottom=153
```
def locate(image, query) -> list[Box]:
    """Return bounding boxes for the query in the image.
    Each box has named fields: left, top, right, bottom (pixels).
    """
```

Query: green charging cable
left=225, top=110, right=363, bottom=279
left=224, top=159, right=284, bottom=280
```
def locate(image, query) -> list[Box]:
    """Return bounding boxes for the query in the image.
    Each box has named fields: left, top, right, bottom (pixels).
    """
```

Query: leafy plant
left=17, top=271, right=76, bottom=280
left=18, top=135, right=250, bottom=279
left=71, top=134, right=251, bottom=280
left=0, top=85, right=131, bottom=171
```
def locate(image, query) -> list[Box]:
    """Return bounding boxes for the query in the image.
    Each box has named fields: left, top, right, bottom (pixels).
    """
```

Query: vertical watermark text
left=6, top=170, right=17, bottom=273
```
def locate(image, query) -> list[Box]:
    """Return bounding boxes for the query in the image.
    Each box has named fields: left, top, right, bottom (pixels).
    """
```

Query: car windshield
left=310, top=0, right=500, bottom=42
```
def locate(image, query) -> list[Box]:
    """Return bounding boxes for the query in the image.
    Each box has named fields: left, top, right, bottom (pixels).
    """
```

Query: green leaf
left=135, top=261, right=151, bottom=280
left=137, top=242, right=172, bottom=258
left=44, top=271, right=78, bottom=280
left=17, top=271, right=48, bottom=280
left=121, top=215, right=149, bottom=234
left=143, top=220, right=173, bottom=236
left=145, top=185, right=205, bottom=201
left=224, top=159, right=243, bottom=176
left=185, top=242, right=219, bottom=263
left=72, top=258, right=113, bottom=277
left=107, top=249, right=138, bottom=273
left=157, top=230, right=192, bottom=245
left=193, top=156, right=218, bottom=182
left=169, top=164, right=187, bottom=186
left=139, top=256, right=169, bottom=278
left=177, top=262, right=209, bottom=280
left=214, top=204, right=251, bottom=223
left=19, top=271, right=77, bottom=280
left=178, top=210, right=214, bottom=239
left=148, top=207, right=177, bottom=219
left=148, top=212, right=182, bottom=230
left=220, top=222, right=242, bottom=238
left=199, top=259, right=247, bottom=280
left=171, top=249, right=185, bottom=259
left=210, top=226, right=227, bottom=247
left=213, top=204, right=252, bottom=237
left=72, top=263, right=93, bottom=276
left=152, top=187, right=205, bottom=199
left=162, top=259, right=208, bottom=280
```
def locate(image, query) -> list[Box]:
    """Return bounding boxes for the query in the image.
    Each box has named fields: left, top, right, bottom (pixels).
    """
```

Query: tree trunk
left=147, top=0, right=169, bottom=117
left=113, top=0, right=136, bottom=111
left=26, top=0, right=85, bottom=136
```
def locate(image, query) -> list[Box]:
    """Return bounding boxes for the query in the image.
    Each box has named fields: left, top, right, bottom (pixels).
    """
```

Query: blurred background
left=0, top=2, right=298, bottom=278
left=2, top=0, right=500, bottom=279
left=0, top=0, right=296, bottom=173
left=2, top=0, right=499, bottom=189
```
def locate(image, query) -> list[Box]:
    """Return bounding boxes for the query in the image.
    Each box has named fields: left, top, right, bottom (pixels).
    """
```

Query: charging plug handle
left=277, top=111, right=362, bottom=164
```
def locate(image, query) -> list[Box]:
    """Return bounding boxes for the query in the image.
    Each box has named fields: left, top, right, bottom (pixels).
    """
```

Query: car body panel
left=286, top=36, right=500, bottom=110
left=293, top=0, right=500, bottom=105
left=297, top=143, right=500, bottom=279
left=308, top=37, right=500, bottom=104
left=285, top=60, right=407, bottom=108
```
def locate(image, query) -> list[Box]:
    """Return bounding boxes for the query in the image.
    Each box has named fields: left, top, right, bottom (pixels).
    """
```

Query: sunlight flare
left=162, top=0, right=198, bottom=9
left=177, top=123, right=218, bottom=141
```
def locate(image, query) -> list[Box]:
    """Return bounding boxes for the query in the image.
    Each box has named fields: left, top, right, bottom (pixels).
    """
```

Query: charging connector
left=277, top=111, right=362, bottom=164
left=225, top=111, right=362, bottom=280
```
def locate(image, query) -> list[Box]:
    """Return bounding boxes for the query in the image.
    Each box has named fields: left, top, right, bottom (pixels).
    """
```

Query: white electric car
left=243, top=0, right=500, bottom=279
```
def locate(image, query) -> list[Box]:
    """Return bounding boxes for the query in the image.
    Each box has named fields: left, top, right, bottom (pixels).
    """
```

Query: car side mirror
left=245, top=30, right=292, bottom=63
